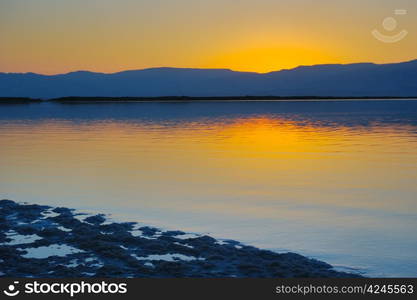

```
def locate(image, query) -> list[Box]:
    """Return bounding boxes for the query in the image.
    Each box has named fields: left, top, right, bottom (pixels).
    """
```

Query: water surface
left=1, top=100, right=416, bottom=277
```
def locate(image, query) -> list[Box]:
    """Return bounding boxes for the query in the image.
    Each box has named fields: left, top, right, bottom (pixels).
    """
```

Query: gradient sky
left=0, top=0, right=416, bottom=74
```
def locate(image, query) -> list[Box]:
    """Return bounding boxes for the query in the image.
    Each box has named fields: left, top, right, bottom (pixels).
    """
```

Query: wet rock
left=84, top=214, right=106, bottom=225
left=0, top=200, right=363, bottom=278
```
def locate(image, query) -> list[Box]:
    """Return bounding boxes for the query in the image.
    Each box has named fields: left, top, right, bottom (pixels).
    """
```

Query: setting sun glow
left=1, top=0, right=416, bottom=74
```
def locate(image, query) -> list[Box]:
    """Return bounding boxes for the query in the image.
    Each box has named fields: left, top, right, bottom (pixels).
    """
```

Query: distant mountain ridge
left=1, top=60, right=416, bottom=99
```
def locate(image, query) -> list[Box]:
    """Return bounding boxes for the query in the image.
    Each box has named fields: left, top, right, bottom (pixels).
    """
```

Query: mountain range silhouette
left=1, top=60, right=416, bottom=99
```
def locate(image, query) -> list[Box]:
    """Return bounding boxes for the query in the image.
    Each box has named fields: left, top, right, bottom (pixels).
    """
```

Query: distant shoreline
left=1, top=96, right=417, bottom=104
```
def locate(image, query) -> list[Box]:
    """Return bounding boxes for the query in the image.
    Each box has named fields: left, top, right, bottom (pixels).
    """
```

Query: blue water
left=1, top=99, right=416, bottom=277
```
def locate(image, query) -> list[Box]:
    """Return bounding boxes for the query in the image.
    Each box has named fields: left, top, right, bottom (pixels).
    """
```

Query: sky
left=0, top=0, right=416, bottom=74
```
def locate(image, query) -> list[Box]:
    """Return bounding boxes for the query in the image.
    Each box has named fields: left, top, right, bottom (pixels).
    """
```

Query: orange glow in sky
left=1, top=0, right=416, bottom=74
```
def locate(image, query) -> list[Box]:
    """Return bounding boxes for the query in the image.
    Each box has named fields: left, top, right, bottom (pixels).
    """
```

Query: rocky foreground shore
left=0, top=200, right=362, bottom=278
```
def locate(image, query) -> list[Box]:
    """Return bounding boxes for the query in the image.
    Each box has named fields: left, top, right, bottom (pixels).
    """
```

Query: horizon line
left=1, top=58, right=416, bottom=77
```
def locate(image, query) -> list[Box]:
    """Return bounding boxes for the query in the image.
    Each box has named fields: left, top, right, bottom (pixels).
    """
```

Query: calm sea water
left=1, top=100, right=417, bottom=277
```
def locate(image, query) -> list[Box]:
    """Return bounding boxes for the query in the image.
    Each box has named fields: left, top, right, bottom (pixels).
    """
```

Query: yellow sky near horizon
left=0, top=0, right=416, bottom=74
